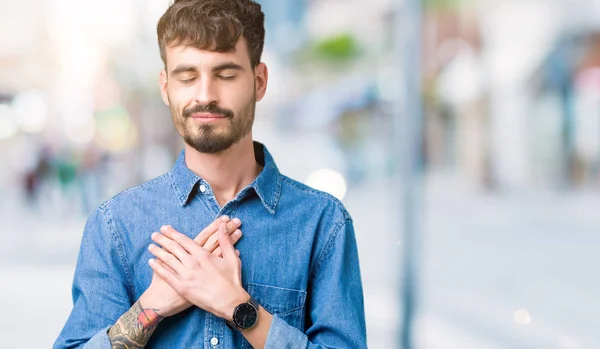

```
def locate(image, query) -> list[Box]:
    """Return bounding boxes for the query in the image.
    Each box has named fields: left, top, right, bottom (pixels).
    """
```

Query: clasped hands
left=140, top=216, right=250, bottom=321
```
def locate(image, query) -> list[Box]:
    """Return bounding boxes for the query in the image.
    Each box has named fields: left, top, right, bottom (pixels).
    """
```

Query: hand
left=140, top=216, right=242, bottom=317
left=148, top=222, right=249, bottom=320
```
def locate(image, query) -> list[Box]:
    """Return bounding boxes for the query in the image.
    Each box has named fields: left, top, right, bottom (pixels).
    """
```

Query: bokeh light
left=95, top=106, right=136, bottom=152
left=63, top=117, right=96, bottom=144
left=305, top=169, right=348, bottom=201
left=12, top=90, right=49, bottom=133
left=514, top=309, right=532, bottom=325
left=0, top=104, right=18, bottom=140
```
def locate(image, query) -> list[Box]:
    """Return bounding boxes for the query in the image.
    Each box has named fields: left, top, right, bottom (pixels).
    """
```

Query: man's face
left=159, top=38, right=268, bottom=154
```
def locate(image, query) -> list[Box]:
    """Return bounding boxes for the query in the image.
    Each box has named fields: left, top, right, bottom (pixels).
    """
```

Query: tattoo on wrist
left=108, top=300, right=164, bottom=349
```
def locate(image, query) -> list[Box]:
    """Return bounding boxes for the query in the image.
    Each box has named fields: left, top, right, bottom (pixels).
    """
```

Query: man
left=54, top=0, right=367, bottom=348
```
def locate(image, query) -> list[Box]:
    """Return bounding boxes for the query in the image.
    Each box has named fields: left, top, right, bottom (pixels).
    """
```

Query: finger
left=205, top=227, right=242, bottom=253
left=230, top=229, right=242, bottom=245
left=152, top=231, right=194, bottom=267
left=148, top=243, right=187, bottom=276
left=202, top=220, right=242, bottom=253
left=160, top=226, right=202, bottom=256
left=203, top=219, right=241, bottom=250
left=217, top=223, right=237, bottom=261
left=155, top=257, right=175, bottom=274
left=236, top=249, right=240, bottom=257
left=149, top=258, right=180, bottom=289
left=211, top=229, right=242, bottom=257
left=193, top=215, right=231, bottom=245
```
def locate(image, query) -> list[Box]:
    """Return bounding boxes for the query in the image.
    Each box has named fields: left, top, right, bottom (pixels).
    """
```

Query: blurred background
left=1, top=0, right=599, bottom=348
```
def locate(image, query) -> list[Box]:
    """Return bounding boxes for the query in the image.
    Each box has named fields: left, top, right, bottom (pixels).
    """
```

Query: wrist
left=139, top=289, right=172, bottom=317
left=220, top=288, right=251, bottom=321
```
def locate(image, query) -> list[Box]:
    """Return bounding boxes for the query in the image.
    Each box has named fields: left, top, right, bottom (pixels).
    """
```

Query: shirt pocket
left=241, top=282, right=307, bottom=348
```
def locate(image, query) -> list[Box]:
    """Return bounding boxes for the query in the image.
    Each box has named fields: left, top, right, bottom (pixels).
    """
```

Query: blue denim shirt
left=54, top=142, right=367, bottom=349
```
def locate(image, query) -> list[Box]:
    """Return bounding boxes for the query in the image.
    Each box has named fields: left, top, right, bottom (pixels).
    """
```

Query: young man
left=54, top=0, right=367, bottom=348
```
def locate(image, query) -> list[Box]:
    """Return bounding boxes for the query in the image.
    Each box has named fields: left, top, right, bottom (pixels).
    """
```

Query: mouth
left=190, top=113, right=227, bottom=122
left=191, top=112, right=226, bottom=119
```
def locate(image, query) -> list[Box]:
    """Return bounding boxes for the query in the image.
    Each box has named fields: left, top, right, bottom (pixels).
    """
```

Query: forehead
left=164, top=38, right=251, bottom=72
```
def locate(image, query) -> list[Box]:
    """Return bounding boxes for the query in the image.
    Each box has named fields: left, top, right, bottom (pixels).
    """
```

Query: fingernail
left=151, top=232, right=158, bottom=239
left=233, top=218, right=241, bottom=225
left=160, top=225, right=168, bottom=232
left=148, top=244, right=156, bottom=251
left=234, top=229, right=242, bottom=236
left=148, top=258, right=155, bottom=265
left=221, top=215, right=230, bottom=221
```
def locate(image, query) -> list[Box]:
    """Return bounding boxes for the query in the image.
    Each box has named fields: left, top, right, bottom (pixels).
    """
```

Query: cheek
left=167, top=90, right=194, bottom=113
left=221, top=81, right=255, bottom=107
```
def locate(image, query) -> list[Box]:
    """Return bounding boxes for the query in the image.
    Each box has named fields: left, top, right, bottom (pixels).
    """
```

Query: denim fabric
left=54, top=142, right=367, bottom=349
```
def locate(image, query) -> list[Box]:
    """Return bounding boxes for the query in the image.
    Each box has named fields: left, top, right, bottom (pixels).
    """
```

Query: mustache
left=182, top=104, right=234, bottom=119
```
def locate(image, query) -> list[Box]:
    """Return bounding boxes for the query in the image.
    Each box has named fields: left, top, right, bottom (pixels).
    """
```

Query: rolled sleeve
left=265, top=315, right=308, bottom=349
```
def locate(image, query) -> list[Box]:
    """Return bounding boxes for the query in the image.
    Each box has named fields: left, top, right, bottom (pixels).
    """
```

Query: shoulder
left=278, top=176, right=359, bottom=277
left=98, top=172, right=173, bottom=214
left=279, top=175, right=352, bottom=223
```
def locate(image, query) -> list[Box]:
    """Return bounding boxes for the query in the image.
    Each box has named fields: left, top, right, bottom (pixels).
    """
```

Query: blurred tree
left=312, top=33, right=362, bottom=61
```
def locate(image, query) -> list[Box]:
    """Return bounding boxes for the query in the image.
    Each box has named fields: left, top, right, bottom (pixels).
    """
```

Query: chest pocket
left=241, top=282, right=307, bottom=348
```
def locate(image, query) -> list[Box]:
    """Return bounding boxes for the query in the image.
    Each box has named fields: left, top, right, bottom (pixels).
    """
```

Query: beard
left=170, top=95, right=255, bottom=154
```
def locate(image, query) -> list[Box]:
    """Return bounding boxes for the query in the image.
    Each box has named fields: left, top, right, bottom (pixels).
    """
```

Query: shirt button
left=210, top=337, right=219, bottom=346
left=200, top=184, right=207, bottom=193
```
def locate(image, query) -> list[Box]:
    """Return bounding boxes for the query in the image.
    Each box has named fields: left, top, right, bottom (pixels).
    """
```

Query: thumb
left=217, top=222, right=236, bottom=261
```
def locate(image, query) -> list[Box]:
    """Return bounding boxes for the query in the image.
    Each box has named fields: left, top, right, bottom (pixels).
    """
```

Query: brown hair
left=157, top=0, right=265, bottom=68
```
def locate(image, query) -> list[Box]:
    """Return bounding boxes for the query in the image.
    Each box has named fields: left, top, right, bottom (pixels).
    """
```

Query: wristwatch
left=226, top=297, right=259, bottom=332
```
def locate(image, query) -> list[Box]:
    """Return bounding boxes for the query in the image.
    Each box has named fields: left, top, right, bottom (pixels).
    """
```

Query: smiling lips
left=191, top=113, right=226, bottom=121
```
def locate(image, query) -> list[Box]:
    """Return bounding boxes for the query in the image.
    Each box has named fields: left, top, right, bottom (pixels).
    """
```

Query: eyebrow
left=170, top=65, right=198, bottom=76
left=170, top=62, right=245, bottom=76
left=211, top=62, right=245, bottom=72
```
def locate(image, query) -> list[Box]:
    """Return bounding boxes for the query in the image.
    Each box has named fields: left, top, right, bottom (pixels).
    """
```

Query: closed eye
left=218, top=75, right=236, bottom=81
left=180, top=77, right=197, bottom=84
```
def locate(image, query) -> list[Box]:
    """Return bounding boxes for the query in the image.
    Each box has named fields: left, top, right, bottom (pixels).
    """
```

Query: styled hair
left=157, top=0, right=265, bottom=68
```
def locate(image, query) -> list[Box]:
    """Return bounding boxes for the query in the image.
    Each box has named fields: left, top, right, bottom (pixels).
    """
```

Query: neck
left=184, top=134, right=262, bottom=207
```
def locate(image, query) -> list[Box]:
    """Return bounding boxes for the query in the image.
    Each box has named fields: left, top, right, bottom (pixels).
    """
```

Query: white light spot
left=0, top=104, right=18, bottom=139
left=305, top=169, right=347, bottom=201
left=64, top=117, right=96, bottom=144
left=12, top=90, right=48, bottom=133
left=514, top=309, right=532, bottom=325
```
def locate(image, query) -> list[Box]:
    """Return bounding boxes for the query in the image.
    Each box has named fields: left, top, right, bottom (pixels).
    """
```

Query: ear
left=159, top=69, right=170, bottom=106
left=254, top=62, right=268, bottom=102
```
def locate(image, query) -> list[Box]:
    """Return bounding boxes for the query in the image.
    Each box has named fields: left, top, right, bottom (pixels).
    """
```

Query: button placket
left=204, top=312, right=225, bottom=349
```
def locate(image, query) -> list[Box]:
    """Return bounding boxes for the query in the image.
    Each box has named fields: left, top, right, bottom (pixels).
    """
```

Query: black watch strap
left=226, top=297, right=259, bottom=332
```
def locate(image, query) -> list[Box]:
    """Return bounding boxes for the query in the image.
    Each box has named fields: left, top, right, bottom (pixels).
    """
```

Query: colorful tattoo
left=108, top=300, right=164, bottom=349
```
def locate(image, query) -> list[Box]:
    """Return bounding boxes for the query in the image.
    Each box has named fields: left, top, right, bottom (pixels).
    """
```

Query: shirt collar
left=170, top=141, right=282, bottom=214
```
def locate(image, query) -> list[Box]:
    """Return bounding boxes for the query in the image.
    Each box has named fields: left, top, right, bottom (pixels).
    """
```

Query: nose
left=194, top=76, right=219, bottom=106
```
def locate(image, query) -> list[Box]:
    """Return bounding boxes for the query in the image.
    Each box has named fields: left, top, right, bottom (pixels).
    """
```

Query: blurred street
left=417, top=177, right=600, bottom=349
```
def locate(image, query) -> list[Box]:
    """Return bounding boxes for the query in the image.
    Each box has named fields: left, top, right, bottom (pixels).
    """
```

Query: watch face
left=233, top=303, right=258, bottom=329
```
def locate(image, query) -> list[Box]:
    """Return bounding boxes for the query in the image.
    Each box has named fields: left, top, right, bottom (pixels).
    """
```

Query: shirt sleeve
left=53, top=206, right=134, bottom=349
left=264, top=218, right=368, bottom=349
